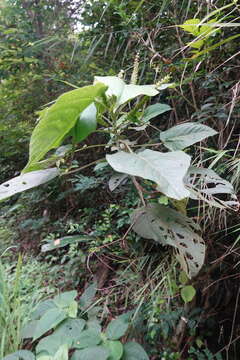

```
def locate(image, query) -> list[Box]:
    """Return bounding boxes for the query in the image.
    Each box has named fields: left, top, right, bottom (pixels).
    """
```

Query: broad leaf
left=73, top=103, right=97, bottom=143
left=53, top=291, right=77, bottom=308
left=54, top=318, right=86, bottom=341
left=41, top=235, right=92, bottom=252
left=131, top=204, right=205, bottom=278
left=23, top=82, right=107, bottom=172
left=105, top=318, right=129, bottom=340
left=33, top=308, right=67, bottom=341
left=104, top=341, right=123, bottom=360
left=95, top=76, right=159, bottom=109
left=160, top=122, right=217, bottom=151
left=79, top=282, right=97, bottom=310
left=74, top=329, right=101, bottom=349
left=106, top=150, right=191, bottom=200
left=2, top=351, right=35, bottom=360
left=142, top=103, right=171, bottom=123
left=31, top=300, right=56, bottom=320
left=184, top=166, right=238, bottom=209
left=181, top=285, right=196, bottom=303
left=53, top=345, right=68, bottom=360
left=36, top=334, right=70, bottom=356
left=71, top=346, right=109, bottom=360
left=0, top=168, right=59, bottom=201
left=179, top=19, right=201, bottom=36
left=123, top=342, right=149, bottom=360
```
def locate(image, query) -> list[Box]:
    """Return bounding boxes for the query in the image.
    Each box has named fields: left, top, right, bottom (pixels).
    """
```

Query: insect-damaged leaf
left=131, top=204, right=205, bottom=278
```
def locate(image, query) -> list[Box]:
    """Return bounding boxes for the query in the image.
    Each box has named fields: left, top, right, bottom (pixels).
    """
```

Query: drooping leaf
left=71, top=346, right=109, bottom=360
left=106, top=150, right=191, bottom=200
left=141, top=103, right=171, bottom=123
left=74, top=329, right=101, bottom=349
left=103, top=340, right=123, bottom=360
left=73, top=103, right=97, bottom=143
left=108, top=173, right=128, bottom=191
left=131, top=204, right=205, bottom=278
left=2, top=351, right=35, bottom=360
left=94, top=76, right=159, bottom=109
left=160, top=122, right=217, bottom=151
left=123, top=342, right=149, bottom=360
left=0, top=168, right=59, bottom=201
left=79, top=282, right=97, bottom=310
left=33, top=308, right=67, bottom=341
left=105, top=318, right=129, bottom=340
left=181, top=285, right=196, bottom=303
left=41, top=235, right=92, bottom=252
left=184, top=166, right=239, bottom=209
left=23, top=82, right=107, bottom=172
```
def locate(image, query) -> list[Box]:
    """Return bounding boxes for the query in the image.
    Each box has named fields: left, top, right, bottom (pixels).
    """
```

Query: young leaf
left=72, top=103, right=97, bottom=143
left=160, top=122, right=217, bottom=151
left=103, top=340, right=123, bottom=360
left=0, top=168, right=59, bottom=201
left=106, top=150, right=191, bottom=200
left=123, top=342, right=149, bottom=360
left=2, top=351, right=35, bottom=360
left=131, top=204, right=205, bottom=278
left=181, top=285, right=196, bottom=303
left=179, top=19, right=201, bottom=36
left=105, top=318, right=129, bottom=340
left=141, top=103, right=171, bottom=123
left=33, top=308, right=67, bottom=341
left=71, top=346, right=109, bottom=360
left=23, top=82, right=107, bottom=172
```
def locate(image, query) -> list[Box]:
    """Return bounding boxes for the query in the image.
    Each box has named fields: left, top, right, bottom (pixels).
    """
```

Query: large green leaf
left=73, top=103, right=97, bottom=143
left=106, top=150, right=191, bottom=200
left=2, top=351, right=35, bottom=360
left=184, top=166, right=238, bottom=209
left=103, top=341, right=123, bottom=360
left=36, top=334, right=70, bottom=357
left=123, top=342, right=149, bottom=360
left=54, top=318, right=86, bottom=341
left=131, top=204, right=205, bottom=278
left=23, top=82, right=107, bottom=172
left=141, top=103, right=171, bottom=123
left=0, top=168, right=59, bottom=201
left=71, top=346, right=109, bottom=360
left=33, top=308, right=67, bottom=341
left=94, top=76, right=159, bottom=109
left=105, top=318, right=129, bottom=340
left=160, top=122, right=217, bottom=151
left=73, top=329, right=101, bottom=349
left=53, top=291, right=77, bottom=308
left=53, top=345, right=68, bottom=360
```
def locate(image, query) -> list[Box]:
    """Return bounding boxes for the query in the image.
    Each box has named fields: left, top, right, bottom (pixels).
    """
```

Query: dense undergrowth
left=0, top=0, right=240, bottom=359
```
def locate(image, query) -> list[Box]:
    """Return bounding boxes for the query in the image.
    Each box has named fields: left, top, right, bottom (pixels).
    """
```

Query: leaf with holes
left=109, top=173, right=128, bottom=191
left=106, top=150, right=191, bottom=200
left=160, top=122, right=217, bottom=151
left=131, top=204, right=205, bottom=278
left=184, top=166, right=239, bottom=209
left=0, top=168, right=59, bottom=201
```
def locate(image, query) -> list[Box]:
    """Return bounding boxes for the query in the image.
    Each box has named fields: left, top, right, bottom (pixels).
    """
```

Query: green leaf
left=23, top=82, right=107, bottom=172
left=123, top=342, right=149, bottom=360
left=160, top=122, right=217, bottom=151
left=67, top=301, right=78, bottom=318
left=74, top=329, right=102, bottom=349
left=131, top=204, right=205, bottom=278
left=41, top=235, right=92, bottom=252
left=106, top=150, right=191, bottom=200
left=95, top=76, right=159, bottom=109
left=2, top=351, right=35, bottom=360
left=53, top=291, right=77, bottom=308
left=141, top=103, right=171, bottom=123
left=105, top=318, right=129, bottom=340
left=73, top=103, right=97, bottom=143
left=71, top=346, right=109, bottom=360
left=179, top=271, right=188, bottom=285
left=103, top=340, right=123, bottom=360
left=31, top=300, right=57, bottom=320
left=36, top=334, right=70, bottom=357
left=54, top=318, right=86, bottom=341
left=179, top=19, right=201, bottom=36
left=53, top=344, right=68, bottom=360
left=181, top=285, right=196, bottom=303
left=79, top=283, right=97, bottom=310
left=0, top=168, right=59, bottom=201
left=33, top=308, right=67, bottom=341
